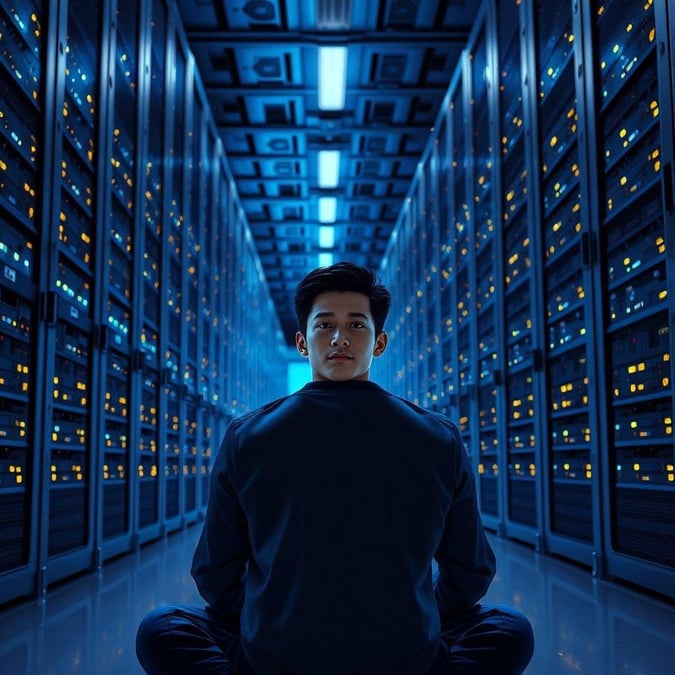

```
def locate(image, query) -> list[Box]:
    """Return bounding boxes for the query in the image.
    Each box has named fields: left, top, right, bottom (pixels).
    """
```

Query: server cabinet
left=96, top=0, right=143, bottom=563
left=195, top=121, right=220, bottom=514
left=467, top=8, right=503, bottom=532
left=377, top=197, right=409, bottom=395
left=497, top=0, right=544, bottom=547
left=495, top=0, right=524, bottom=539
left=404, top=200, right=422, bottom=404
left=136, top=0, right=169, bottom=545
left=421, top=147, right=442, bottom=411
left=448, top=57, right=474, bottom=470
left=530, top=0, right=601, bottom=562
left=404, top=203, right=419, bottom=403
left=0, top=0, right=46, bottom=604
left=182, top=66, right=208, bottom=525
left=161, top=16, right=190, bottom=533
left=208, top=160, right=234, bottom=507
left=37, top=0, right=109, bottom=589
left=584, top=0, right=675, bottom=592
left=435, top=109, right=458, bottom=420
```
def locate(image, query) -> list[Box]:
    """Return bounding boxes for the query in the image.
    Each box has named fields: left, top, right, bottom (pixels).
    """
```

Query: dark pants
left=136, top=603, right=534, bottom=675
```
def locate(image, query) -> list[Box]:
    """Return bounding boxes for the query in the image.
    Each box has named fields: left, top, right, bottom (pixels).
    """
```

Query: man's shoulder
left=387, top=393, right=461, bottom=436
left=230, top=394, right=293, bottom=430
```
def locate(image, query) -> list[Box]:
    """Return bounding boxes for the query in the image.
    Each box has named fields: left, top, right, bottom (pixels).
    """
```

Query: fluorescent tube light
left=318, top=196, right=337, bottom=223
left=318, top=46, right=347, bottom=110
left=318, top=150, right=341, bottom=188
left=319, top=226, right=335, bottom=248
left=319, top=252, right=334, bottom=267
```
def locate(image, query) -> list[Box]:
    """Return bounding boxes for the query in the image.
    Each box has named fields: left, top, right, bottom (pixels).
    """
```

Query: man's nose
left=330, top=332, right=349, bottom=346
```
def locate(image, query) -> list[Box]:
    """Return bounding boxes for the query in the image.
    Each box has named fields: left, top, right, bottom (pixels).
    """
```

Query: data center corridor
left=2, top=0, right=675, bottom=672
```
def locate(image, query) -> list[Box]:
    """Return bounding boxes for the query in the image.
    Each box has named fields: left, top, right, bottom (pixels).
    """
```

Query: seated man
left=136, top=261, right=534, bottom=675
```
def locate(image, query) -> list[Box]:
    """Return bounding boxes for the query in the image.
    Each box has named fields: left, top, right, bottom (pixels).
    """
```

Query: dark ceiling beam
left=223, top=153, right=423, bottom=160
left=240, top=195, right=406, bottom=204
left=206, top=84, right=447, bottom=96
left=217, top=125, right=436, bottom=136
left=250, top=220, right=396, bottom=228
left=186, top=31, right=469, bottom=44
left=236, top=176, right=414, bottom=185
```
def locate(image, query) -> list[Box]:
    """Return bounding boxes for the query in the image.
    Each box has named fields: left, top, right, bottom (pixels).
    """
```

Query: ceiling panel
left=176, top=0, right=480, bottom=345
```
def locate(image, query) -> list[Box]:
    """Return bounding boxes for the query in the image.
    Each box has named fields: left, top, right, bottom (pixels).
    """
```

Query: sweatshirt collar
left=300, top=380, right=384, bottom=393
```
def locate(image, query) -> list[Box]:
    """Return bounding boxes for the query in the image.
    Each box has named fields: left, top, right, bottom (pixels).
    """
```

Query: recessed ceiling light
left=318, top=46, right=347, bottom=110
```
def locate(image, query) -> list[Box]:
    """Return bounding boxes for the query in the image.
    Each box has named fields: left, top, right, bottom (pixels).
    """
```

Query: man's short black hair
left=294, top=261, right=391, bottom=336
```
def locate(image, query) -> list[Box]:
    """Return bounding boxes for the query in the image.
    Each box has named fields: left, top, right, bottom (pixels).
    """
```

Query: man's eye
left=352, top=322, right=365, bottom=329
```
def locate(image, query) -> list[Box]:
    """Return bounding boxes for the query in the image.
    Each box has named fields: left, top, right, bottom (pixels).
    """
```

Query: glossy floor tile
left=1, top=525, right=674, bottom=674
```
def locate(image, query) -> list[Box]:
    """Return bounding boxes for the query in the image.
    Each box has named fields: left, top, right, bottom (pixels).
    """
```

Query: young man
left=136, top=261, right=534, bottom=674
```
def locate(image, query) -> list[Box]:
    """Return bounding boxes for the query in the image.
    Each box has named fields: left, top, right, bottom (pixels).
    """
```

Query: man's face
left=295, top=291, right=387, bottom=381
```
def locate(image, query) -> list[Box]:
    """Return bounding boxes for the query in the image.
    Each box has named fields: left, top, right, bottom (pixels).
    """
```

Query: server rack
left=37, top=0, right=107, bottom=590
left=498, top=0, right=546, bottom=549
left=435, top=108, right=458, bottom=420
left=0, top=0, right=48, bottom=602
left=583, top=0, right=675, bottom=595
left=376, top=199, right=404, bottom=392
left=421, top=147, right=442, bottom=412
left=97, top=0, right=143, bottom=562
left=182, top=71, right=201, bottom=526
left=195, top=111, right=222, bottom=515
left=406, top=197, right=422, bottom=405
left=450, top=55, right=474, bottom=483
left=160, top=11, right=188, bottom=535
left=529, top=0, right=602, bottom=561
left=379, top=0, right=675, bottom=598
left=467, top=9, right=503, bottom=534
left=0, top=0, right=286, bottom=607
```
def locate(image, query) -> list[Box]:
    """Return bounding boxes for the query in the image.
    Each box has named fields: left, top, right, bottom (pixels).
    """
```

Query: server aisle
left=0, top=524, right=672, bottom=675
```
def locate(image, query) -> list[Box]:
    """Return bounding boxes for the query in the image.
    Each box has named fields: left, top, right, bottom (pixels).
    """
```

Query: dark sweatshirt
left=191, top=379, right=496, bottom=675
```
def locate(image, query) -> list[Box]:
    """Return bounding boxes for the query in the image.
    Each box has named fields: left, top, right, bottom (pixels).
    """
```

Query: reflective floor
left=1, top=525, right=674, bottom=675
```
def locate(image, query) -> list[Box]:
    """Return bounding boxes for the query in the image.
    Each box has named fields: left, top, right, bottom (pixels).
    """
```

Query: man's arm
left=434, top=423, right=497, bottom=618
left=191, top=423, right=249, bottom=631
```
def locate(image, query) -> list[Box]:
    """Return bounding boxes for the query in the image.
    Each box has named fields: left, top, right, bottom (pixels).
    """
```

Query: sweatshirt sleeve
left=190, top=422, right=249, bottom=631
left=433, top=423, right=496, bottom=618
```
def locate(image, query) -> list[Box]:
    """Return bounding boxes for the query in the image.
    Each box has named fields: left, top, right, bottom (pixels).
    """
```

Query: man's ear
left=296, top=331, right=309, bottom=357
left=373, top=331, right=388, bottom=356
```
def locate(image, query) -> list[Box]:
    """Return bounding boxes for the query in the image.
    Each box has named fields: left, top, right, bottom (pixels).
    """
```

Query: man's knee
left=136, top=604, right=186, bottom=671
left=489, top=605, right=535, bottom=670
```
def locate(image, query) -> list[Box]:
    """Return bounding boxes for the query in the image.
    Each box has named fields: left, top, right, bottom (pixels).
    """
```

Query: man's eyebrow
left=311, top=311, right=370, bottom=320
